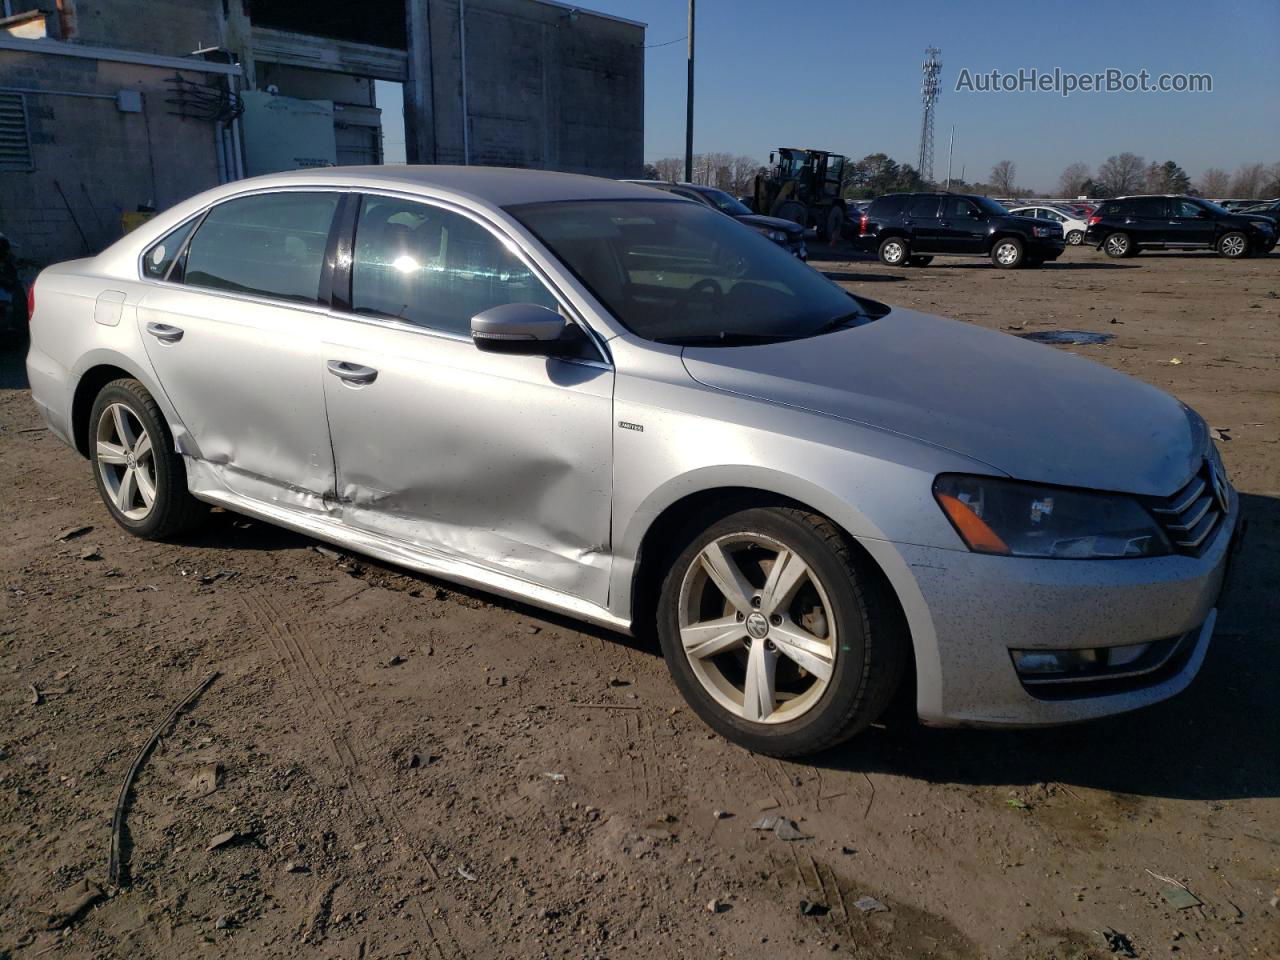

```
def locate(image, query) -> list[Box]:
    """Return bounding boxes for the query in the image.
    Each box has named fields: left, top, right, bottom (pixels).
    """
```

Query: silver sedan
left=26, top=167, right=1238, bottom=756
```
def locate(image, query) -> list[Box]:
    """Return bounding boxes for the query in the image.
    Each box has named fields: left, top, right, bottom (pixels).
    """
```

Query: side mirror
left=471, top=303, right=581, bottom=355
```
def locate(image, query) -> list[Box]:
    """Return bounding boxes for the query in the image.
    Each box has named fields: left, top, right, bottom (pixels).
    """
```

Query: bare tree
left=1196, top=167, right=1231, bottom=197
left=1263, top=162, right=1280, bottom=198
left=1057, top=162, right=1091, bottom=197
left=1230, top=162, right=1266, bottom=198
left=1096, top=153, right=1145, bottom=195
left=990, top=160, right=1017, bottom=196
left=730, top=155, right=762, bottom=196
left=651, top=157, right=682, bottom=182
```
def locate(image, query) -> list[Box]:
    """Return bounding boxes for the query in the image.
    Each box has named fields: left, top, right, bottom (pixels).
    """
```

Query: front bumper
left=1026, top=237, right=1066, bottom=259
left=865, top=491, right=1238, bottom=728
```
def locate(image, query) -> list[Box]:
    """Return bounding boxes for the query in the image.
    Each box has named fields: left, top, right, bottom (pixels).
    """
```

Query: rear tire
left=819, top=205, right=844, bottom=243
left=878, top=237, right=909, bottom=266
left=1066, top=229, right=1084, bottom=245
left=1103, top=232, right=1133, bottom=258
left=1217, top=231, right=1249, bottom=259
left=991, top=237, right=1024, bottom=269
left=657, top=506, right=908, bottom=757
left=88, top=379, right=207, bottom=540
left=775, top=201, right=807, bottom=230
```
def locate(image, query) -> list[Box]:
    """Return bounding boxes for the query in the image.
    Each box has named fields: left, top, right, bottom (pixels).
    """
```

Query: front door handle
left=145, top=322, right=184, bottom=343
left=327, top=360, right=378, bottom=385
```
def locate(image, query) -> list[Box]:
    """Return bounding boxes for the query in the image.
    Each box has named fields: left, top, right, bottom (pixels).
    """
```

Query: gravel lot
left=1, top=242, right=1277, bottom=959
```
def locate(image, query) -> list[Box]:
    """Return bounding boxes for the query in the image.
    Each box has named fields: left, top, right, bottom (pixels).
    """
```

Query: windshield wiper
left=808, top=310, right=867, bottom=337
left=654, top=332, right=793, bottom=346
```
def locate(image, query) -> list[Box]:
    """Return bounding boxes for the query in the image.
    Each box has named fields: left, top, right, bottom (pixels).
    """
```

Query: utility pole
left=684, top=0, right=695, bottom=182
left=944, top=124, right=955, bottom=191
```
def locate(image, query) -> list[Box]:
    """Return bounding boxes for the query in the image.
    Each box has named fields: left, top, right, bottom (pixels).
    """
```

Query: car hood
left=681, top=307, right=1203, bottom=497
left=736, top=214, right=804, bottom=234
left=1235, top=213, right=1277, bottom=228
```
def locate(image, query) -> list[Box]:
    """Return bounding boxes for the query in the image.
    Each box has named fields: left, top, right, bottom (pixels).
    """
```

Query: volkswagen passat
left=26, top=167, right=1238, bottom=756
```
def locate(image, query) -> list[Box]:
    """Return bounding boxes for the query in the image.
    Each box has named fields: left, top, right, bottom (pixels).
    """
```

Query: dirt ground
left=1, top=243, right=1278, bottom=960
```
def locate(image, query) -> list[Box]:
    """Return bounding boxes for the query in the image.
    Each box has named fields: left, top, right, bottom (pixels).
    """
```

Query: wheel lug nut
left=751, top=596, right=761, bottom=608
left=770, top=614, right=782, bottom=626
left=764, top=639, right=776, bottom=652
left=736, top=612, right=744, bottom=622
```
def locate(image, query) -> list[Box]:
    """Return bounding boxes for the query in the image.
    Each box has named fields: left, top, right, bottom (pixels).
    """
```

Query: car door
left=902, top=195, right=944, bottom=252
left=936, top=196, right=987, bottom=253
left=1167, top=198, right=1215, bottom=246
left=320, top=193, right=615, bottom=604
left=136, top=190, right=341, bottom=508
left=1122, top=197, right=1169, bottom=244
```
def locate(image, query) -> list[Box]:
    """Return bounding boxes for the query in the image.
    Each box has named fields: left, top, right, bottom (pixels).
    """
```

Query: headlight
left=933, top=474, right=1171, bottom=559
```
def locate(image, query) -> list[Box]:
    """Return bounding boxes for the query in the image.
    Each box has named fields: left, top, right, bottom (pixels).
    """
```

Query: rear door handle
left=145, top=322, right=184, bottom=343
left=327, top=360, right=378, bottom=385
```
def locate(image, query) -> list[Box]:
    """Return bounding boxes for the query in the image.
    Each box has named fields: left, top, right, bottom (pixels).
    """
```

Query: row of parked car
left=627, top=179, right=1278, bottom=271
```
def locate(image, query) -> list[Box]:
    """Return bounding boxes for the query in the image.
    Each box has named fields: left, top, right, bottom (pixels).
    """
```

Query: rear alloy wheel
left=991, top=237, right=1024, bottom=268
left=657, top=507, right=907, bottom=757
left=1066, top=229, right=1084, bottom=245
left=1103, top=232, right=1132, bottom=258
left=1217, top=231, right=1249, bottom=259
left=878, top=237, right=908, bottom=266
left=89, top=379, right=206, bottom=539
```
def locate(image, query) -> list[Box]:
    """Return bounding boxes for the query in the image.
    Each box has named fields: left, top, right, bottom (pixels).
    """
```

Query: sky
left=577, top=0, right=1280, bottom=191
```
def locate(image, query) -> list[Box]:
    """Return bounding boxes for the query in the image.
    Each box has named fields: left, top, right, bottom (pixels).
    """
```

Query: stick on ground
left=108, top=671, right=219, bottom=886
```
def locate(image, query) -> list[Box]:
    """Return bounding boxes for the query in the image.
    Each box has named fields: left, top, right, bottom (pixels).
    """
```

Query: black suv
left=1084, top=195, right=1277, bottom=259
left=854, top=193, right=1065, bottom=268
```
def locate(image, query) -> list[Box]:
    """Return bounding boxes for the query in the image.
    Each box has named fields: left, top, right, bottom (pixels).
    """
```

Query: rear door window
left=942, top=197, right=979, bottom=219
left=183, top=192, right=339, bottom=303
left=870, top=195, right=908, bottom=217
left=906, top=196, right=941, bottom=218
left=1129, top=198, right=1168, bottom=218
left=349, top=195, right=560, bottom=337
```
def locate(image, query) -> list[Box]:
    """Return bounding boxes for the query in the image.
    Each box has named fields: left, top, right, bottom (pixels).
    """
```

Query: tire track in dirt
left=240, top=592, right=467, bottom=958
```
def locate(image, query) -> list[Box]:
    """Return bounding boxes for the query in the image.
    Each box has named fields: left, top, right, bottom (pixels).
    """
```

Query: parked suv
left=855, top=193, right=1065, bottom=269
left=1085, top=195, right=1277, bottom=259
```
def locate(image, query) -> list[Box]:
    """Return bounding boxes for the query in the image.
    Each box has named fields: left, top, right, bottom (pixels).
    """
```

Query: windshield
left=509, top=199, right=882, bottom=345
left=701, top=188, right=753, bottom=216
left=973, top=196, right=1009, bottom=216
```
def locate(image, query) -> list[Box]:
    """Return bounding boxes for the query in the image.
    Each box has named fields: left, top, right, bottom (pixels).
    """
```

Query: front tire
left=1217, top=231, right=1249, bottom=259
left=88, top=379, right=207, bottom=540
left=991, top=237, right=1024, bottom=268
left=657, top=507, right=907, bottom=757
left=878, top=237, right=909, bottom=266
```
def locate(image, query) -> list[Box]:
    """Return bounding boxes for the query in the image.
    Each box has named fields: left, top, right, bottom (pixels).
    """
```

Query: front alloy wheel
left=991, top=237, right=1024, bottom=268
left=1218, top=231, right=1248, bottom=259
left=657, top=507, right=907, bottom=756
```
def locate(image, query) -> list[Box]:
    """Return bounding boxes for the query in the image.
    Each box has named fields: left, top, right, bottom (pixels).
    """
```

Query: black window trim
left=332, top=188, right=612, bottom=368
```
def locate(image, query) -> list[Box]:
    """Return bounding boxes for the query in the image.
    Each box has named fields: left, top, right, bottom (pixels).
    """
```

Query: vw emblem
left=1209, top=458, right=1230, bottom=514
left=745, top=612, right=770, bottom=640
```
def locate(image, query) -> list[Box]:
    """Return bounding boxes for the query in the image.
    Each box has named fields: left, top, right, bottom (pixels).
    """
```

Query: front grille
left=1146, top=460, right=1227, bottom=556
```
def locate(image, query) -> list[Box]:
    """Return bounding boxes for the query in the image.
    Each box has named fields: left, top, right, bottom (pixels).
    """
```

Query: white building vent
left=0, top=94, right=34, bottom=171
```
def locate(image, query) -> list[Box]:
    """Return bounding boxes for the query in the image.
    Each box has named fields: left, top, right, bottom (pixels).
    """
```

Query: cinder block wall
left=0, top=53, right=222, bottom=264
left=418, top=0, right=644, bottom=177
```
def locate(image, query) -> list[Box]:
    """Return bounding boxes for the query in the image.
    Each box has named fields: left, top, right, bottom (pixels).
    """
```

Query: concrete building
left=0, top=0, right=645, bottom=263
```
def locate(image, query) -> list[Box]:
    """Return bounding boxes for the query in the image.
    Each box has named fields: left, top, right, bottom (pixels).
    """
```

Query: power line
left=645, top=34, right=687, bottom=48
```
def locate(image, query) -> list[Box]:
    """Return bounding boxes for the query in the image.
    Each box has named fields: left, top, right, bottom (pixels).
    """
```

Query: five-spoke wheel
left=658, top=507, right=907, bottom=757
left=95, top=401, right=158, bottom=521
